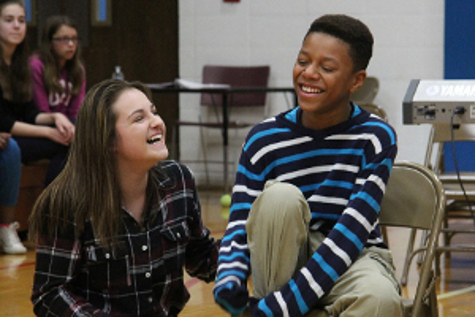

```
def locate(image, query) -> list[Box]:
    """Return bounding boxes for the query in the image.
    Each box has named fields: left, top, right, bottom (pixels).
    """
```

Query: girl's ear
left=349, top=70, right=367, bottom=94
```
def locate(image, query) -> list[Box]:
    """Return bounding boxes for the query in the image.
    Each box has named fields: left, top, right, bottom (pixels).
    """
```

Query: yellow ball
left=220, top=194, right=232, bottom=207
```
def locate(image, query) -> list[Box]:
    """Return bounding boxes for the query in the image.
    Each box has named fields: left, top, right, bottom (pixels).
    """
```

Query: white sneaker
left=0, top=222, right=27, bottom=255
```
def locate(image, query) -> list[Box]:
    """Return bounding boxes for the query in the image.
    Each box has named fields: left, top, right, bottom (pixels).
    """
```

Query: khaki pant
left=245, top=180, right=403, bottom=317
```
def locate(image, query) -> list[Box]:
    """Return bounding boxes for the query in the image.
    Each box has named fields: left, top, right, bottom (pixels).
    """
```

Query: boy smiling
left=214, top=14, right=402, bottom=316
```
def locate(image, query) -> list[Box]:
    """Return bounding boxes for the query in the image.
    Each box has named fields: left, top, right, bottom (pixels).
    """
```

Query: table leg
left=222, top=93, right=229, bottom=193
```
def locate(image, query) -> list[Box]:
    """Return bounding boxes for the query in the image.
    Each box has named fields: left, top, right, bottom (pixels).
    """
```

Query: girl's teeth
left=147, top=135, right=162, bottom=144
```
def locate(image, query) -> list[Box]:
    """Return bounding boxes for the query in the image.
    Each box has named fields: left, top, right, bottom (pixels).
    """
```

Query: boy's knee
left=257, top=180, right=310, bottom=218
left=359, top=288, right=403, bottom=317
left=331, top=287, right=402, bottom=317
left=337, top=278, right=402, bottom=316
left=263, top=180, right=301, bottom=199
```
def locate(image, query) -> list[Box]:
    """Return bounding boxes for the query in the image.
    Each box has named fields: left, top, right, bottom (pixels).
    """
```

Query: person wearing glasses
left=0, top=1, right=74, bottom=254
left=30, top=15, right=85, bottom=121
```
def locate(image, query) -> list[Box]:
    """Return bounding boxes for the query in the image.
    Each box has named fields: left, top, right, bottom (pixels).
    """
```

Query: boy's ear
left=349, top=70, right=367, bottom=94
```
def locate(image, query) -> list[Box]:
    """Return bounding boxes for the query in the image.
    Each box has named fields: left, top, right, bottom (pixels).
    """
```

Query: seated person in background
left=213, top=14, right=402, bottom=316
left=0, top=0, right=74, bottom=255
left=0, top=133, right=23, bottom=254
left=29, top=79, right=220, bottom=317
left=30, top=15, right=86, bottom=121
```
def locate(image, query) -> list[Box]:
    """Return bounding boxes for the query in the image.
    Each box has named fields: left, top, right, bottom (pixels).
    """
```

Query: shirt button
left=145, top=272, right=151, bottom=278
left=105, top=253, right=110, bottom=259
left=176, top=232, right=181, bottom=238
left=142, top=245, right=148, bottom=251
left=148, top=297, right=153, bottom=303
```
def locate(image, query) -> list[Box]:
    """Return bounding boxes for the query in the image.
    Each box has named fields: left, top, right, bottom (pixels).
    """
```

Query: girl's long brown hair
left=0, top=0, right=31, bottom=102
left=38, top=15, right=84, bottom=95
left=29, top=80, right=154, bottom=250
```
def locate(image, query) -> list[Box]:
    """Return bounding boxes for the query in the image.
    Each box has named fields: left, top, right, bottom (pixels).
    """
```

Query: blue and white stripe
left=214, top=105, right=397, bottom=316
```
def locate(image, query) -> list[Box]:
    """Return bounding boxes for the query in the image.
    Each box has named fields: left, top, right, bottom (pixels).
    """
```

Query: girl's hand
left=0, top=132, right=11, bottom=150
left=53, top=113, right=75, bottom=143
left=44, top=127, right=71, bottom=146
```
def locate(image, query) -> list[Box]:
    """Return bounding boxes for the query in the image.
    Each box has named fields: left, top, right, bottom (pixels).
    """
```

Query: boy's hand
left=249, top=297, right=267, bottom=317
left=214, top=281, right=249, bottom=316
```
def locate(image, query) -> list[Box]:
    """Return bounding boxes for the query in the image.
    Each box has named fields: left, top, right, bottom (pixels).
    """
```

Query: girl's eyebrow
left=127, top=104, right=155, bottom=119
left=2, top=14, right=25, bottom=18
left=127, top=109, right=144, bottom=119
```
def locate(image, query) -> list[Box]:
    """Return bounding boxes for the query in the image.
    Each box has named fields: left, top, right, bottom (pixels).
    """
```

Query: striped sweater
left=214, top=105, right=397, bottom=316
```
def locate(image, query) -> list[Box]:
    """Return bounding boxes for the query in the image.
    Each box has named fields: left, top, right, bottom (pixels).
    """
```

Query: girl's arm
left=30, top=56, right=52, bottom=113
left=10, top=112, right=74, bottom=145
left=36, top=112, right=74, bottom=142
left=67, top=67, right=86, bottom=120
left=185, top=186, right=220, bottom=282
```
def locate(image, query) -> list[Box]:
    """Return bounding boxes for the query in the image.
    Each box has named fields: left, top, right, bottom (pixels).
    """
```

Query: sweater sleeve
left=0, top=85, right=39, bottom=132
left=0, top=99, right=13, bottom=132
left=213, top=146, right=257, bottom=314
left=251, top=143, right=398, bottom=317
left=67, top=66, right=86, bottom=120
left=183, top=164, right=221, bottom=282
left=30, top=56, right=52, bottom=113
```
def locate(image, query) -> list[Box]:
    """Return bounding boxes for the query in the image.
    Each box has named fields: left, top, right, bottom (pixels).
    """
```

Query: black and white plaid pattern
left=32, top=161, right=220, bottom=316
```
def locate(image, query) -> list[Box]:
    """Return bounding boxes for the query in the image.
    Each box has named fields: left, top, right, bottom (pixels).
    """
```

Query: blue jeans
left=0, top=139, right=22, bottom=206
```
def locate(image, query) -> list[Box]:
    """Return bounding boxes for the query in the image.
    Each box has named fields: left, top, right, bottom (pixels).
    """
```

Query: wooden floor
left=2, top=188, right=475, bottom=316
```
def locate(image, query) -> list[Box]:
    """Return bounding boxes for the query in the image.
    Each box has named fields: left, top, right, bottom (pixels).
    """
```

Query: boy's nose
left=303, top=64, right=321, bottom=79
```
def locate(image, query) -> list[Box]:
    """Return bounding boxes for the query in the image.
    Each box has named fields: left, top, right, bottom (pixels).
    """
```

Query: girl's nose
left=151, top=114, right=165, bottom=130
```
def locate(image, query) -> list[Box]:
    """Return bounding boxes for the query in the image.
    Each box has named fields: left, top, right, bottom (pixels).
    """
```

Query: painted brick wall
left=178, top=0, right=444, bottom=186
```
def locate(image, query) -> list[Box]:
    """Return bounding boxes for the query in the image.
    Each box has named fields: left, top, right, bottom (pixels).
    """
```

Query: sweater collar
left=279, top=103, right=370, bottom=138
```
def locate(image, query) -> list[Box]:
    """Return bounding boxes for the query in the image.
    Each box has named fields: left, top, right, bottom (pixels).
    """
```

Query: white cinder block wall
left=178, top=0, right=444, bottom=187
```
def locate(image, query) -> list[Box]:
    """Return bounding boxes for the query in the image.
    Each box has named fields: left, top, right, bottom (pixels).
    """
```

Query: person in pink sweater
left=30, top=15, right=86, bottom=121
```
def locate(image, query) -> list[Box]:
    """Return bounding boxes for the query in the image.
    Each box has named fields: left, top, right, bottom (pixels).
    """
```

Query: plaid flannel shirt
left=31, top=161, right=220, bottom=317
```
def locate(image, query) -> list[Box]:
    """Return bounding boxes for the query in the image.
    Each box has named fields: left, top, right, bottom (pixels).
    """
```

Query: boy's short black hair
left=305, top=14, right=373, bottom=72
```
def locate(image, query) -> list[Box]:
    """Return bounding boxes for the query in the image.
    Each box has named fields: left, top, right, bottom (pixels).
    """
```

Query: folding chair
left=350, top=76, right=379, bottom=104
left=426, top=124, right=475, bottom=268
left=173, top=65, right=270, bottom=189
left=358, top=102, right=391, bottom=245
left=400, top=124, right=475, bottom=286
left=380, top=161, right=445, bottom=317
left=358, top=103, right=388, bottom=122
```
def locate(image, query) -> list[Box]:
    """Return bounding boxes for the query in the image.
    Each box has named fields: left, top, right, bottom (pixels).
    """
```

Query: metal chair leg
left=401, top=228, right=418, bottom=286
left=417, top=229, right=429, bottom=266
left=199, top=124, right=210, bottom=185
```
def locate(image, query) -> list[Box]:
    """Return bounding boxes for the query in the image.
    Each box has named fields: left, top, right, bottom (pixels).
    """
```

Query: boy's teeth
left=302, top=86, right=322, bottom=93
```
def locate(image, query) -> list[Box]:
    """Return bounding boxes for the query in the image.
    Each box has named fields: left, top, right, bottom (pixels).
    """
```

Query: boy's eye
left=297, top=60, right=308, bottom=66
left=321, top=66, right=334, bottom=72
left=134, top=116, right=144, bottom=122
